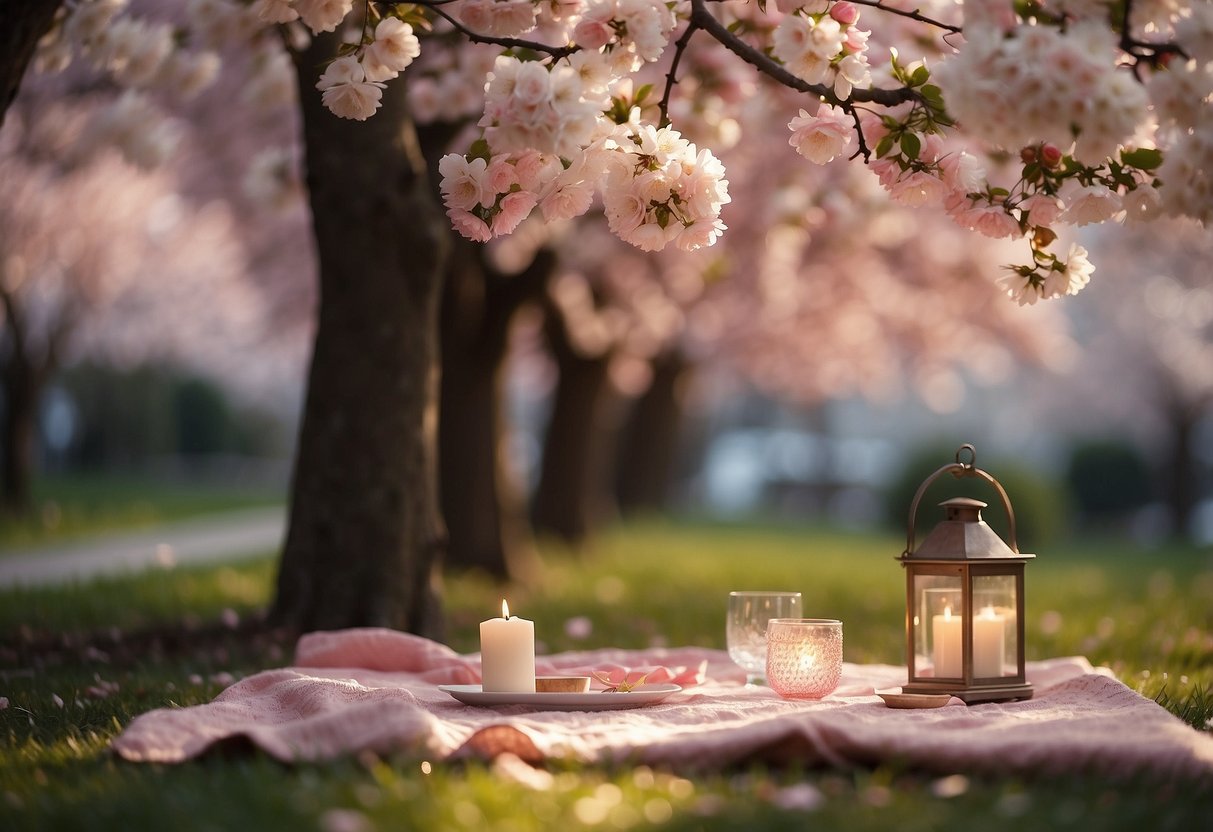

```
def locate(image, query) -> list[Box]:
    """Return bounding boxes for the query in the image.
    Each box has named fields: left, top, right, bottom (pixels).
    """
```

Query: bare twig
left=1118, top=0, right=1187, bottom=71
left=658, top=20, right=701, bottom=128
left=846, top=0, right=961, bottom=34
left=406, top=1, right=579, bottom=60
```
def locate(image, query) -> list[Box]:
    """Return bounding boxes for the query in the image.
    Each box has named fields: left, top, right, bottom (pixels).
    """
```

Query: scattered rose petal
left=771, top=782, right=824, bottom=811
left=931, top=774, right=970, bottom=798
left=51, top=693, right=64, bottom=709
left=319, top=808, right=372, bottom=832
left=492, top=752, right=554, bottom=790
left=997, top=792, right=1032, bottom=817
left=209, top=672, right=236, bottom=687
left=221, top=608, right=240, bottom=630
left=188, top=674, right=204, bottom=686
left=564, top=616, right=593, bottom=640
left=0, top=697, right=8, bottom=710
left=861, top=785, right=890, bottom=807
left=1039, top=610, right=1063, bottom=635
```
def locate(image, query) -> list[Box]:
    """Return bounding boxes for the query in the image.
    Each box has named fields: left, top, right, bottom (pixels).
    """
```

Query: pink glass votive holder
left=765, top=618, right=843, bottom=699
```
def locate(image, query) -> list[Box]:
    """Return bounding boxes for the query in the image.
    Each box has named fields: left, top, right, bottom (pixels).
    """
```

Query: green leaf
left=910, top=65, right=930, bottom=87
left=921, top=84, right=943, bottom=103
left=1121, top=147, right=1163, bottom=170
left=900, top=132, right=921, bottom=160
left=876, top=135, right=895, bottom=159
left=468, top=139, right=492, bottom=162
left=989, top=186, right=1011, bottom=197
left=634, top=84, right=653, bottom=106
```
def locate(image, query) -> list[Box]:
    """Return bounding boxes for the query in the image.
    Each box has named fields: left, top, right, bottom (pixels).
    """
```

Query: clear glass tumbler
left=766, top=618, right=843, bottom=699
left=727, top=591, right=803, bottom=685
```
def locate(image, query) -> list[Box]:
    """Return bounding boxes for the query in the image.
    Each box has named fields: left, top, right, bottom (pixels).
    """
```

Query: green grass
left=2, top=522, right=1212, bottom=831
left=0, top=472, right=284, bottom=551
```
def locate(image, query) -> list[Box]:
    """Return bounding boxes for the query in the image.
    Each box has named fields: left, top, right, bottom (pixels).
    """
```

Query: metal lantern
left=899, top=444, right=1034, bottom=703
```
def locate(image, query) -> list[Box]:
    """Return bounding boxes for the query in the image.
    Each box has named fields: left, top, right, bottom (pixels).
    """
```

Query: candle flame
left=502, top=599, right=510, bottom=619
left=981, top=605, right=997, bottom=619
left=943, top=606, right=953, bottom=620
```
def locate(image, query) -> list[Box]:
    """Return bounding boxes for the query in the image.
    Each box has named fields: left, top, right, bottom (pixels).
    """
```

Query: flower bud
left=830, top=2, right=860, bottom=25
left=1040, top=144, right=1063, bottom=168
left=1020, top=146, right=1037, bottom=165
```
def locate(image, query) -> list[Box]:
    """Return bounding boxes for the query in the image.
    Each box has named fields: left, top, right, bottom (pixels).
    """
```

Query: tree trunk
left=530, top=297, right=617, bottom=544
left=270, top=30, right=448, bottom=635
left=439, top=243, right=552, bottom=580
left=1165, top=396, right=1200, bottom=540
left=0, top=351, right=38, bottom=513
left=0, top=0, right=63, bottom=129
left=615, top=349, right=691, bottom=515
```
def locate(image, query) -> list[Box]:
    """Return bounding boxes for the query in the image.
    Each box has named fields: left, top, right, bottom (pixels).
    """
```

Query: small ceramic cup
left=765, top=618, right=843, bottom=699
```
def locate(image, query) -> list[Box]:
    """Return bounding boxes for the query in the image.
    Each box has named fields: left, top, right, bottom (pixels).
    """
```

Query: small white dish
left=876, top=690, right=953, bottom=709
left=438, top=683, right=682, bottom=711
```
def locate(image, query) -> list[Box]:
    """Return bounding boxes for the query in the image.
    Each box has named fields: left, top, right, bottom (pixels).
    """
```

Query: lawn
left=0, top=472, right=285, bottom=552
left=2, top=522, right=1211, bottom=831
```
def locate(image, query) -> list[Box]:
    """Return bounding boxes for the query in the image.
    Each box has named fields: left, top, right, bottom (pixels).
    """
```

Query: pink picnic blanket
left=112, top=628, right=1213, bottom=783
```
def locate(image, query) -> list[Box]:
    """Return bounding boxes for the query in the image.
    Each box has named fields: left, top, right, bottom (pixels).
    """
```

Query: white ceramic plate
left=438, top=683, right=682, bottom=710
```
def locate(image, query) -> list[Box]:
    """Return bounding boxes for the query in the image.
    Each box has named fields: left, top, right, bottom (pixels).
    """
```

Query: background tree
left=0, top=92, right=260, bottom=512
left=1055, top=219, right=1213, bottom=538
left=0, top=0, right=64, bottom=127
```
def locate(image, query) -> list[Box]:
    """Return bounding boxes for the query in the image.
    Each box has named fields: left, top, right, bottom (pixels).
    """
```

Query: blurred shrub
left=883, top=442, right=1067, bottom=550
left=58, top=362, right=284, bottom=467
left=64, top=363, right=177, bottom=467
left=1064, top=439, right=1153, bottom=520
left=173, top=377, right=233, bottom=457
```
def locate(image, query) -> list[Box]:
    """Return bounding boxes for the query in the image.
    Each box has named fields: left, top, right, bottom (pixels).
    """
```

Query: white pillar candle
left=932, top=606, right=963, bottom=678
left=973, top=606, right=1007, bottom=678
left=479, top=599, right=535, bottom=693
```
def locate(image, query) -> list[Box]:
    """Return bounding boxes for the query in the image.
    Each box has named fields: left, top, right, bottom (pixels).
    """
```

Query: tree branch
left=411, top=1, right=579, bottom=60
left=1119, top=0, right=1187, bottom=70
left=846, top=0, right=961, bottom=34
left=658, top=20, right=700, bottom=128
left=688, top=0, right=919, bottom=110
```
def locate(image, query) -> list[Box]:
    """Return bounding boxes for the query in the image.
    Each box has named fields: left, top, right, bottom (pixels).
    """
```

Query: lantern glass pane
left=971, top=573, right=1017, bottom=678
left=913, top=573, right=964, bottom=679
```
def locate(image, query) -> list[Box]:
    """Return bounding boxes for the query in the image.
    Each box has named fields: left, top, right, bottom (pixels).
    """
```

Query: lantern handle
left=902, top=444, right=1019, bottom=556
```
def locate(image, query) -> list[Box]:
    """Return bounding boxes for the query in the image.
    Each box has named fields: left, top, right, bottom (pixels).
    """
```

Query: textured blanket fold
left=112, top=628, right=1213, bottom=782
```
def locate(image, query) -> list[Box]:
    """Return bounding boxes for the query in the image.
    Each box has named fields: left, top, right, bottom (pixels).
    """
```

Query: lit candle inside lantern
left=973, top=605, right=1006, bottom=678
left=932, top=606, right=963, bottom=678
left=479, top=599, right=535, bottom=693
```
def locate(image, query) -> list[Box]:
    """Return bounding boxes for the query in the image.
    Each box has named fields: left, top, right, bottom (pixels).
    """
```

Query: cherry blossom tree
left=16, top=0, right=1212, bottom=635
left=0, top=0, right=64, bottom=128
left=0, top=92, right=265, bottom=512
left=1053, top=219, right=1213, bottom=537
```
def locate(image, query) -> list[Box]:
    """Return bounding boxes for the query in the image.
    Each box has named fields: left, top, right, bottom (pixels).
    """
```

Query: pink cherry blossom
left=1060, top=182, right=1124, bottom=225
left=491, top=191, right=538, bottom=235
left=459, top=0, right=539, bottom=38
left=1043, top=243, right=1094, bottom=297
left=316, top=56, right=384, bottom=121
left=1018, top=192, right=1063, bottom=226
left=438, top=154, right=491, bottom=211
left=447, top=207, right=492, bottom=242
left=361, top=18, right=421, bottom=83
left=787, top=106, right=853, bottom=164
left=294, top=0, right=353, bottom=35
left=886, top=169, right=951, bottom=208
